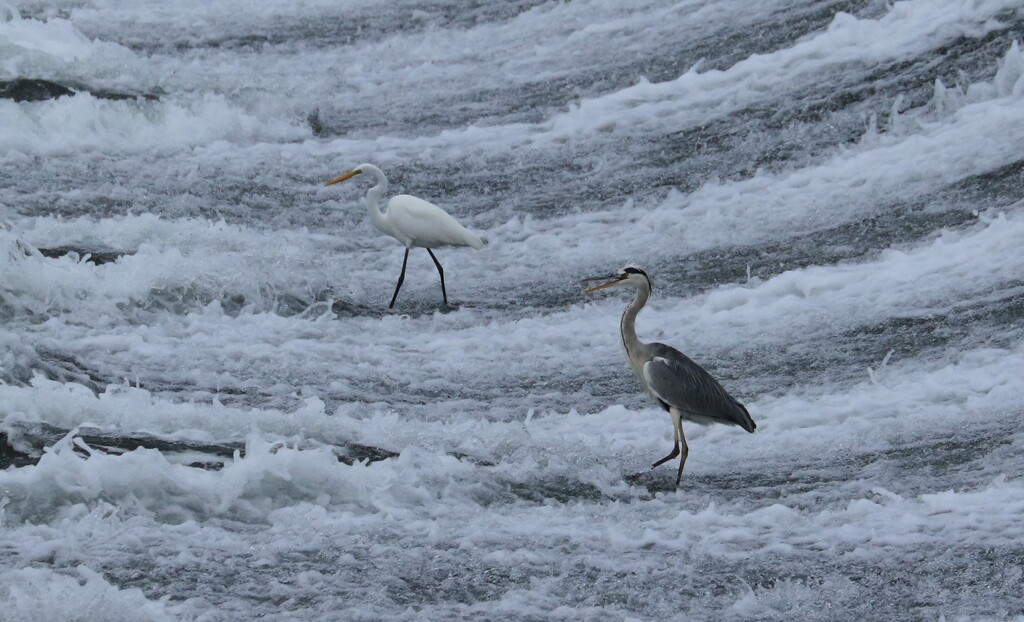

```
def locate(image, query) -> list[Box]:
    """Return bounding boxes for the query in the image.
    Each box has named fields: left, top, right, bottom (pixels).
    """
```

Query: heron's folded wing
left=642, top=355, right=753, bottom=430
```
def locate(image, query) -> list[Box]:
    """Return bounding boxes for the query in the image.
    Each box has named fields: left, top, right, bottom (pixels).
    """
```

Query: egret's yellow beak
left=325, top=169, right=361, bottom=186
left=582, top=274, right=624, bottom=293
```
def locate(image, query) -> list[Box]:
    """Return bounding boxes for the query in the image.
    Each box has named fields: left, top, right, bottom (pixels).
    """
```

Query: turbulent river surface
left=2, top=1, right=1024, bottom=620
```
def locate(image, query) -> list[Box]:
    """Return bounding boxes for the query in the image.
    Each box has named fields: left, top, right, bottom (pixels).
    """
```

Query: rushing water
left=2, top=1, right=1024, bottom=620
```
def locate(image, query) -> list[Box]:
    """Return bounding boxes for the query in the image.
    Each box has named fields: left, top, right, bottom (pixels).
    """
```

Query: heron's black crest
left=622, top=265, right=652, bottom=291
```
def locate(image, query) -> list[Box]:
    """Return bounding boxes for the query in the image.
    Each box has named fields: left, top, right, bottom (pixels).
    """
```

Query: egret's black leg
left=389, top=248, right=410, bottom=308
left=426, top=248, right=447, bottom=305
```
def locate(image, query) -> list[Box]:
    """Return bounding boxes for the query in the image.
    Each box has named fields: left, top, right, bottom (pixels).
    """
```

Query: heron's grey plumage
left=585, top=264, right=755, bottom=486
left=642, top=346, right=755, bottom=432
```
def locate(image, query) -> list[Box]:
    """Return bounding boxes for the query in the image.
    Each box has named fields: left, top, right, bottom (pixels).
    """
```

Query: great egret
left=584, top=265, right=755, bottom=486
left=325, top=163, right=484, bottom=308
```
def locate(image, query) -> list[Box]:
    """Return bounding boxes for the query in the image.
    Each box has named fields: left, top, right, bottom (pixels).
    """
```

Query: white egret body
left=325, top=163, right=483, bottom=307
left=584, top=265, right=755, bottom=486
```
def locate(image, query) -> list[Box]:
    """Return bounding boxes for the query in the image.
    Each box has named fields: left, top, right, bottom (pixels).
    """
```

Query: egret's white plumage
left=378, top=193, right=484, bottom=250
left=325, top=163, right=483, bottom=307
left=584, top=265, right=755, bottom=486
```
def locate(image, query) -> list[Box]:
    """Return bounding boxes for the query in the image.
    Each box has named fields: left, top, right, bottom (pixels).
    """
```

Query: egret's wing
left=387, top=195, right=483, bottom=249
left=642, top=349, right=755, bottom=431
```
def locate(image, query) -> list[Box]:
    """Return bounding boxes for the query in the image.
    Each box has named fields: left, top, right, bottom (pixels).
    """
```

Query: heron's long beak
left=582, top=275, right=624, bottom=293
left=325, top=169, right=361, bottom=186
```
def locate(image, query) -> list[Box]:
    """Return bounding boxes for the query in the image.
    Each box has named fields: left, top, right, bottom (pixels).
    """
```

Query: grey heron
left=325, top=163, right=484, bottom=308
left=584, top=265, right=755, bottom=486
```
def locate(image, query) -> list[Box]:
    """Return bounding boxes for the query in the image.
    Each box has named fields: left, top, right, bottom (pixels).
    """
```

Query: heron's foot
left=651, top=442, right=680, bottom=469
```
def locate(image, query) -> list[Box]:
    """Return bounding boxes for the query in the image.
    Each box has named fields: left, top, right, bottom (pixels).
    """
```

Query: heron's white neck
left=620, top=281, right=650, bottom=357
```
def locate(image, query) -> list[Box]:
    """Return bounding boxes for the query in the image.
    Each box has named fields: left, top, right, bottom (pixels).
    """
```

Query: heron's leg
left=675, top=417, right=689, bottom=487
left=426, top=248, right=447, bottom=305
left=651, top=443, right=679, bottom=468
left=652, top=410, right=681, bottom=469
left=389, top=248, right=411, bottom=308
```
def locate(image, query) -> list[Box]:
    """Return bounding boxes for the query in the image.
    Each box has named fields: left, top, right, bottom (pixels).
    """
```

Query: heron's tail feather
left=733, top=401, right=756, bottom=433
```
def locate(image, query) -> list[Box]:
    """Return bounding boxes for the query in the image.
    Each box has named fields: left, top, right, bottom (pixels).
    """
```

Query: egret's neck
left=365, top=184, right=389, bottom=230
left=620, top=282, right=649, bottom=357
left=362, top=165, right=390, bottom=233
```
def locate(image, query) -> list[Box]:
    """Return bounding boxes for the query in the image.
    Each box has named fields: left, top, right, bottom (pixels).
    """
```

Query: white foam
left=0, top=566, right=175, bottom=622
left=1, top=214, right=329, bottom=315
left=546, top=0, right=1017, bottom=139
left=0, top=93, right=309, bottom=155
left=0, top=12, right=149, bottom=90
left=690, top=210, right=1024, bottom=344
left=302, top=0, right=1020, bottom=161
left=466, top=41, right=1024, bottom=276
